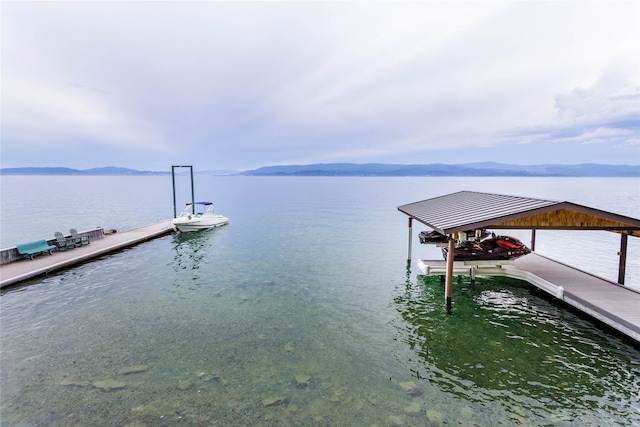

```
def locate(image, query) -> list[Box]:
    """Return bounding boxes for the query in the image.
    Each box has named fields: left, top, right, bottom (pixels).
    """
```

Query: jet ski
left=441, top=233, right=530, bottom=261
left=418, top=230, right=449, bottom=244
left=419, top=229, right=489, bottom=244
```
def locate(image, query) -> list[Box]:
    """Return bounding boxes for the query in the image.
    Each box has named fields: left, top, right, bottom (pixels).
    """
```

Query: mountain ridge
left=241, top=162, right=640, bottom=177
left=0, top=167, right=236, bottom=176
left=1, top=163, right=639, bottom=177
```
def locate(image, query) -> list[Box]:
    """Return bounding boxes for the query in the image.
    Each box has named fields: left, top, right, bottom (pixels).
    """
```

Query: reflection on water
left=393, top=275, right=640, bottom=425
left=171, top=229, right=220, bottom=286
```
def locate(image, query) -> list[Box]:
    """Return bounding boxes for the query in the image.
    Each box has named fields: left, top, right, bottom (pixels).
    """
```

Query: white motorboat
left=172, top=202, right=228, bottom=232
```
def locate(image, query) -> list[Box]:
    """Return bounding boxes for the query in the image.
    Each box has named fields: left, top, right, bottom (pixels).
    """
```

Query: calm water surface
left=1, top=176, right=639, bottom=426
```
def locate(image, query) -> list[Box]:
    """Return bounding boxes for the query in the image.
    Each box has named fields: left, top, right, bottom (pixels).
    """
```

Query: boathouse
left=398, top=191, right=640, bottom=343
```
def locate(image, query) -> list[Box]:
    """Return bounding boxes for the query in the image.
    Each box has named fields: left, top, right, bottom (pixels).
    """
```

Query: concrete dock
left=0, top=220, right=174, bottom=289
left=417, top=253, right=640, bottom=344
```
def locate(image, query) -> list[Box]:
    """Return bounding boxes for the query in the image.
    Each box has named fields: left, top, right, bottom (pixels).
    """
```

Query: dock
left=0, top=220, right=175, bottom=289
left=417, top=253, right=640, bottom=344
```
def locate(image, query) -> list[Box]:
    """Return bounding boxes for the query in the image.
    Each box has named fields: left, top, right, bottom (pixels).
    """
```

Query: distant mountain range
left=0, top=166, right=166, bottom=176
left=0, top=166, right=235, bottom=176
left=241, top=162, right=640, bottom=177
left=1, top=163, right=639, bottom=177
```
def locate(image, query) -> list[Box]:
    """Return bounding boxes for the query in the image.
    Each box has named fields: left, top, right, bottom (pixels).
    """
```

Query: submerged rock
left=177, top=380, right=193, bottom=391
left=399, top=381, right=423, bottom=396
left=404, top=401, right=422, bottom=416
left=262, top=396, right=287, bottom=407
left=93, top=379, right=127, bottom=391
left=58, top=379, right=91, bottom=387
left=427, top=409, right=445, bottom=424
left=460, top=405, right=474, bottom=419
left=388, top=414, right=404, bottom=426
left=198, top=371, right=229, bottom=385
left=294, top=374, right=311, bottom=388
left=118, top=365, right=149, bottom=375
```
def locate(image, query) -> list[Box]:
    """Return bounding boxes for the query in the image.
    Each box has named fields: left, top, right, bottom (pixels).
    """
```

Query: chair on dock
left=54, top=231, right=74, bottom=251
left=69, top=228, right=90, bottom=246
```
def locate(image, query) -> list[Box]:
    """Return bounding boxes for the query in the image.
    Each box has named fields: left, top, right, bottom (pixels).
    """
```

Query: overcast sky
left=2, top=1, right=639, bottom=171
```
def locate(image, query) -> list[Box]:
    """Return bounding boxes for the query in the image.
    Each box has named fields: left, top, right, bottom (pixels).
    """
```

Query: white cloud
left=2, top=1, right=639, bottom=169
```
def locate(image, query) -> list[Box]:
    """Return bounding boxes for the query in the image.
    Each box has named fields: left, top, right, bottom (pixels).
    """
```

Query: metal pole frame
left=189, top=166, right=195, bottom=214
left=172, top=166, right=177, bottom=218
left=171, top=165, right=195, bottom=217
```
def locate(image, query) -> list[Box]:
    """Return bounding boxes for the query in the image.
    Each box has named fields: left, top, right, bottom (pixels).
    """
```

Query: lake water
left=1, top=176, right=639, bottom=426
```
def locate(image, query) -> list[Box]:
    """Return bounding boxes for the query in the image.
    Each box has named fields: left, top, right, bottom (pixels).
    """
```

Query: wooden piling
left=407, top=217, right=413, bottom=261
left=618, top=232, right=628, bottom=285
left=445, top=237, right=454, bottom=312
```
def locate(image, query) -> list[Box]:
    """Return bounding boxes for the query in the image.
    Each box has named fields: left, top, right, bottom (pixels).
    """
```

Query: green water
left=394, top=276, right=640, bottom=426
left=1, top=176, right=639, bottom=426
left=2, top=239, right=638, bottom=426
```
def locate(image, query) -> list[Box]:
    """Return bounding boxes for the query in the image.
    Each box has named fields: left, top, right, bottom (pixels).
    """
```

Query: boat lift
left=171, top=165, right=195, bottom=218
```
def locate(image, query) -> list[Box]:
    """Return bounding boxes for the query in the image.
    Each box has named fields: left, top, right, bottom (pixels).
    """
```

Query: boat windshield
left=180, top=202, right=214, bottom=215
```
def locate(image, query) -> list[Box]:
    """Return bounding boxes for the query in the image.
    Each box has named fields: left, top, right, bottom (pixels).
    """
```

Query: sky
left=2, top=1, right=639, bottom=172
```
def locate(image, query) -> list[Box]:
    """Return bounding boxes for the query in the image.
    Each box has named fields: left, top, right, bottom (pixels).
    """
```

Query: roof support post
left=618, top=232, right=628, bottom=285
left=445, top=237, right=455, bottom=313
left=531, top=229, right=536, bottom=252
left=407, top=218, right=413, bottom=262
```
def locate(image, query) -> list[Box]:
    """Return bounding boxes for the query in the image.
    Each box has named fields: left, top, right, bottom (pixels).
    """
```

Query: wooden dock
left=417, top=253, right=640, bottom=344
left=0, top=220, right=175, bottom=289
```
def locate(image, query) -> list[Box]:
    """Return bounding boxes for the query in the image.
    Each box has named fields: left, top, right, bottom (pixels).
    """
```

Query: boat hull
left=172, top=216, right=229, bottom=232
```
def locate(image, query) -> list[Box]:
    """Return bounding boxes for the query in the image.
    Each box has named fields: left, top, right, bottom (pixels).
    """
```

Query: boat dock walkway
left=0, top=220, right=175, bottom=289
left=417, top=253, right=640, bottom=344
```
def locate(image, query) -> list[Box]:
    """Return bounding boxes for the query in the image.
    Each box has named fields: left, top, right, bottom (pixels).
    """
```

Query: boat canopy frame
left=185, top=202, right=213, bottom=206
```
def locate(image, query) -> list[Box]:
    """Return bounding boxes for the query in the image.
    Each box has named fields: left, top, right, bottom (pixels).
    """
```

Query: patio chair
left=54, top=231, right=74, bottom=251
left=69, top=228, right=90, bottom=246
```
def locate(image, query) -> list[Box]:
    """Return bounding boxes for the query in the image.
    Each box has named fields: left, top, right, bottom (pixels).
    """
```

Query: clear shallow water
left=1, top=176, right=639, bottom=426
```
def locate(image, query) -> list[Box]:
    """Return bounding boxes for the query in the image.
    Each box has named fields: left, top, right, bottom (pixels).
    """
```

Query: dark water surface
left=1, top=176, right=639, bottom=426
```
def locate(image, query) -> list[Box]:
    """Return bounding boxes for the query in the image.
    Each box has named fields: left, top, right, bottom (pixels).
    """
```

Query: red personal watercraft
left=441, top=233, right=530, bottom=261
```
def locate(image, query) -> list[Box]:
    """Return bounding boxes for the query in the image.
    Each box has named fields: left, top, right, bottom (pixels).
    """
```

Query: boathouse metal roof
left=397, top=191, right=640, bottom=237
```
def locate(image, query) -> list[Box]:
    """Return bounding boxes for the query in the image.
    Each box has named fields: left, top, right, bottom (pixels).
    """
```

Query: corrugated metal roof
left=398, top=191, right=640, bottom=237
